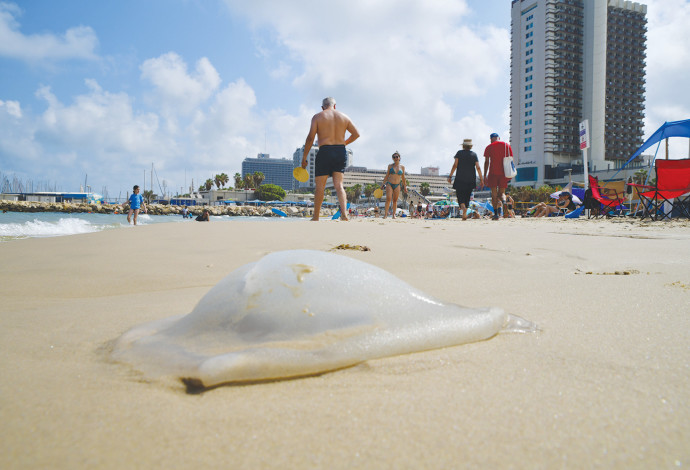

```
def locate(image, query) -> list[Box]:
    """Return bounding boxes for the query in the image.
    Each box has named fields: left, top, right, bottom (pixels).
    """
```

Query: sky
left=1, top=0, right=689, bottom=199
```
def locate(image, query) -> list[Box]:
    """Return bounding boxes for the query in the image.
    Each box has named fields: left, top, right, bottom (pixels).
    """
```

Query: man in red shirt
left=483, top=133, right=515, bottom=221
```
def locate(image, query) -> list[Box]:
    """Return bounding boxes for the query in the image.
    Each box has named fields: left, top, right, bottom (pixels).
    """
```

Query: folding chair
left=631, top=159, right=690, bottom=221
left=587, top=175, right=627, bottom=218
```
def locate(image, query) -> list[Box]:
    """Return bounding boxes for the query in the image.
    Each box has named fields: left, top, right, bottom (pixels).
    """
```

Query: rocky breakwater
left=0, top=200, right=116, bottom=214
left=0, top=200, right=329, bottom=218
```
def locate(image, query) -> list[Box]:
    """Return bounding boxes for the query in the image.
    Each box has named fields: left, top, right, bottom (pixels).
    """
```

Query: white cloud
left=16, top=80, right=188, bottom=192
left=0, top=2, right=98, bottom=62
left=0, top=98, right=21, bottom=117
left=222, top=0, right=510, bottom=173
left=35, top=80, right=165, bottom=154
left=141, top=52, right=221, bottom=115
left=0, top=97, right=40, bottom=165
left=270, top=61, right=291, bottom=80
left=642, top=0, right=690, bottom=141
left=188, top=78, right=260, bottom=163
left=645, top=0, right=690, bottom=73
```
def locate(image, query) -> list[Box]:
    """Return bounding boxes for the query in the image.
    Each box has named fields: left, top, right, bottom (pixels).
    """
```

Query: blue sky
left=1, top=0, right=689, bottom=199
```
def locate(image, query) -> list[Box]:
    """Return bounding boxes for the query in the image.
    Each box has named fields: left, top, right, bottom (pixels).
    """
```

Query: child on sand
left=127, top=185, right=147, bottom=225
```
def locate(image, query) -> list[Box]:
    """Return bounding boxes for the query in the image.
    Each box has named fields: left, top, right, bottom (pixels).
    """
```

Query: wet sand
left=1, top=216, right=688, bottom=468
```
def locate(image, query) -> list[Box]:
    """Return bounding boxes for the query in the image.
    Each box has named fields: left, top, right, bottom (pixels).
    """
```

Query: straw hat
left=462, top=139, right=473, bottom=147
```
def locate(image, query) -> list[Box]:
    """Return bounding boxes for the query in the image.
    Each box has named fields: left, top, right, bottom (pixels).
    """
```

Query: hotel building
left=241, top=153, right=294, bottom=191
left=510, top=0, right=647, bottom=186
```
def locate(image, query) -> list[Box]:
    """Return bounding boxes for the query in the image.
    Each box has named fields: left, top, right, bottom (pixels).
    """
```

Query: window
left=525, top=84, right=533, bottom=91
left=524, top=146, right=532, bottom=152
left=525, top=102, right=532, bottom=109
left=525, top=92, right=533, bottom=99
left=516, top=166, right=537, bottom=182
left=525, top=128, right=532, bottom=134
left=525, top=67, right=533, bottom=73
left=526, top=75, right=533, bottom=82
left=524, top=137, right=532, bottom=143
left=525, top=110, right=533, bottom=117
left=525, top=119, right=532, bottom=125
left=526, top=23, right=533, bottom=30
left=526, top=14, right=534, bottom=21
left=526, top=57, right=533, bottom=64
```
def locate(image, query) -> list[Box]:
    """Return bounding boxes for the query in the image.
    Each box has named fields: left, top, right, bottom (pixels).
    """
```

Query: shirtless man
left=301, top=97, right=360, bottom=221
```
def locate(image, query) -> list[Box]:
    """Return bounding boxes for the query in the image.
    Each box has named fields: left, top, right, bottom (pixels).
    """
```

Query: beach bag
left=503, top=144, right=517, bottom=178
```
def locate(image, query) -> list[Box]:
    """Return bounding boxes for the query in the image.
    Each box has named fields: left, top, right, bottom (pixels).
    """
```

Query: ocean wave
left=0, top=217, right=121, bottom=240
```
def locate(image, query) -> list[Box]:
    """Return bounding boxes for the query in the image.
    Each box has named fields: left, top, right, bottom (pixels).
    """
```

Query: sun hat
left=462, top=139, right=473, bottom=147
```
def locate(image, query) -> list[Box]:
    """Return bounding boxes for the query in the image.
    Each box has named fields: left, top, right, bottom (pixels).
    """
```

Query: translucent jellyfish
left=112, top=250, right=536, bottom=390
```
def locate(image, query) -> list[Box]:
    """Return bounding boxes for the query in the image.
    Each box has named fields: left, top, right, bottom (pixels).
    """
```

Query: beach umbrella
left=550, top=182, right=582, bottom=204
left=470, top=200, right=494, bottom=213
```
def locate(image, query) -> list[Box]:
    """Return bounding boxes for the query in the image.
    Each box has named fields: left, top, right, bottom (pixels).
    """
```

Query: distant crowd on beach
left=123, top=96, right=586, bottom=224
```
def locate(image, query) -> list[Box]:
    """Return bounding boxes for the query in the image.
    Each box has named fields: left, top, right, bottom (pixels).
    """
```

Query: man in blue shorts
left=301, top=97, right=360, bottom=221
left=127, top=185, right=147, bottom=225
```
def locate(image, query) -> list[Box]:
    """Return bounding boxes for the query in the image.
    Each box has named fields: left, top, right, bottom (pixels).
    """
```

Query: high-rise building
left=292, top=145, right=353, bottom=190
left=241, top=154, right=294, bottom=191
left=421, top=167, right=440, bottom=176
left=510, top=0, right=647, bottom=186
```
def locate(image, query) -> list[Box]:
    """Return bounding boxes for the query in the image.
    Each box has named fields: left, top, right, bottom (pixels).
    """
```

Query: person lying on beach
left=531, top=192, right=578, bottom=217
left=196, top=209, right=210, bottom=222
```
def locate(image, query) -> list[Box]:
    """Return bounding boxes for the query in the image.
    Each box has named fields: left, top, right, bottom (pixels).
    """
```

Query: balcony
left=544, top=164, right=584, bottom=180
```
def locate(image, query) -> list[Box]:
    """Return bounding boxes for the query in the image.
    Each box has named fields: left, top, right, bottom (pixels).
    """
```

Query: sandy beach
left=1, top=216, right=688, bottom=469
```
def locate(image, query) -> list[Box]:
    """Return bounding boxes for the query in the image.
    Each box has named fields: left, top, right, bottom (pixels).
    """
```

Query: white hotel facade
left=510, top=0, right=647, bottom=186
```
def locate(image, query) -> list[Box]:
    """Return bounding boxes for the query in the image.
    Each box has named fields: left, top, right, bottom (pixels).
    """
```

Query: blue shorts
left=315, top=145, right=347, bottom=177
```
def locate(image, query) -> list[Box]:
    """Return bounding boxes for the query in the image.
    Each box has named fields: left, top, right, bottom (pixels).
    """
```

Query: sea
left=0, top=211, right=300, bottom=243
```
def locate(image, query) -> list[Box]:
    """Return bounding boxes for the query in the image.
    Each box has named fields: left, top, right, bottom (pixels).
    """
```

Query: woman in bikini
left=381, top=151, right=407, bottom=219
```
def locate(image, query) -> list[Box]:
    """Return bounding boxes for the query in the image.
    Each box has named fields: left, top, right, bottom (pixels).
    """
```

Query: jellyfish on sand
left=112, top=250, right=537, bottom=389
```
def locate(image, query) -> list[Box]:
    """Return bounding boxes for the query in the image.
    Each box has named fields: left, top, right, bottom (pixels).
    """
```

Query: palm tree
left=204, top=179, right=214, bottom=191
left=253, top=171, right=265, bottom=188
left=143, top=190, right=154, bottom=203
left=243, top=174, right=253, bottom=190
left=214, top=173, right=229, bottom=189
left=363, top=183, right=375, bottom=202
left=352, top=184, right=362, bottom=202
left=234, top=173, right=243, bottom=189
left=633, top=168, right=648, bottom=185
left=346, top=187, right=356, bottom=203
left=420, top=182, right=431, bottom=196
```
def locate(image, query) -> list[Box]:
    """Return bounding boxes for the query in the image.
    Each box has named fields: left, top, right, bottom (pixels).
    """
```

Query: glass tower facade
left=241, top=155, right=294, bottom=191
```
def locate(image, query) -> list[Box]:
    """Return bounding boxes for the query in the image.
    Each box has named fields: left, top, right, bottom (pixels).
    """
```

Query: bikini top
left=389, top=166, right=403, bottom=175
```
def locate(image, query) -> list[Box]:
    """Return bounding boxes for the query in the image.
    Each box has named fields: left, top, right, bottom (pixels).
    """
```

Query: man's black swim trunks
left=315, top=145, right=347, bottom=177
